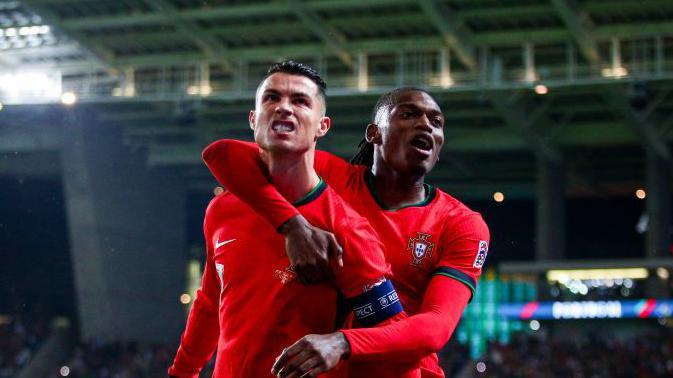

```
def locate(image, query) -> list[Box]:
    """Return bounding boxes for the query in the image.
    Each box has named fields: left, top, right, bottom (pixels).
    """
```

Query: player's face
left=374, top=91, right=445, bottom=176
left=250, top=72, right=330, bottom=154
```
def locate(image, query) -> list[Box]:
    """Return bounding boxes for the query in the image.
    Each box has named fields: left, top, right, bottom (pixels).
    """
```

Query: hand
left=271, top=332, right=350, bottom=378
left=278, top=215, right=343, bottom=284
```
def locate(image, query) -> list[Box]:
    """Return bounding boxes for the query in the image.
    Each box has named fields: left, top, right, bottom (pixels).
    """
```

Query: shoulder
left=205, top=191, right=239, bottom=219
left=433, top=189, right=489, bottom=238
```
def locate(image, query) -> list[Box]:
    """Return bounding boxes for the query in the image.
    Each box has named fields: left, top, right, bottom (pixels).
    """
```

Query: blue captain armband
left=347, top=279, right=403, bottom=327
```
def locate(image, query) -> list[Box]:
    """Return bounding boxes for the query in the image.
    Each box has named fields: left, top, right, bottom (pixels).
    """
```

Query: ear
left=315, top=116, right=331, bottom=138
left=365, top=123, right=383, bottom=145
left=249, top=110, right=256, bottom=130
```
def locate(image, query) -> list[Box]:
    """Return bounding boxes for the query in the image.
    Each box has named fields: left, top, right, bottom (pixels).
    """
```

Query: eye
left=400, top=111, right=413, bottom=118
left=431, top=117, right=444, bottom=127
left=294, top=97, right=308, bottom=106
left=263, top=93, right=279, bottom=102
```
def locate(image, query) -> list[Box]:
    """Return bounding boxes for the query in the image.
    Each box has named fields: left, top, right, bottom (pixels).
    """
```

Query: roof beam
left=550, top=0, right=601, bottom=64
left=604, top=90, right=672, bottom=162
left=20, top=0, right=117, bottom=72
left=418, top=0, right=477, bottom=71
left=287, top=0, right=354, bottom=69
left=60, top=0, right=410, bottom=30
left=489, top=93, right=563, bottom=163
left=144, top=0, right=233, bottom=72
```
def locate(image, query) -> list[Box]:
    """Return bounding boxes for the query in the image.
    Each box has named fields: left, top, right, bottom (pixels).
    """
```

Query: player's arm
left=202, top=139, right=346, bottom=283
left=272, top=217, right=418, bottom=377
left=339, top=276, right=470, bottom=362
left=343, top=212, right=490, bottom=361
left=202, top=139, right=351, bottom=228
left=273, top=213, right=490, bottom=372
left=168, top=215, right=221, bottom=377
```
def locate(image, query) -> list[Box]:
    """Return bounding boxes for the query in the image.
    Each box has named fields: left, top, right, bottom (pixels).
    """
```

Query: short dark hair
left=370, top=86, right=431, bottom=124
left=351, top=87, right=437, bottom=167
left=264, top=60, right=327, bottom=104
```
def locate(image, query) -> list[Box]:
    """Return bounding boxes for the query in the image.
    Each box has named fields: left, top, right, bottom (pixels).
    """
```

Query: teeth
left=272, top=122, right=294, bottom=132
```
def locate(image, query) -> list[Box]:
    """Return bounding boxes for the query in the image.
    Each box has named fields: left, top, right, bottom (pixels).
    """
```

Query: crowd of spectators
left=52, top=340, right=214, bottom=378
left=0, top=315, right=50, bottom=378
left=475, top=328, right=673, bottom=377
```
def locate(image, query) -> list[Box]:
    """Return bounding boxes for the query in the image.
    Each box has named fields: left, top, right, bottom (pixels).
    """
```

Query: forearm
left=169, top=293, right=219, bottom=377
left=342, top=277, right=470, bottom=362
left=202, top=139, right=299, bottom=229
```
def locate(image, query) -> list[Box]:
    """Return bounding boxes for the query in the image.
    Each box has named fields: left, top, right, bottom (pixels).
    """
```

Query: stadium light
left=657, top=268, right=669, bottom=280
left=529, top=320, right=540, bottom=331
left=0, top=72, right=62, bottom=102
left=534, top=84, right=548, bottom=95
left=179, top=293, right=192, bottom=304
left=547, top=268, right=649, bottom=282
left=635, top=189, right=646, bottom=199
left=493, top=192, right=504, bottom=203
left=60, top=92, right=77, bottom=105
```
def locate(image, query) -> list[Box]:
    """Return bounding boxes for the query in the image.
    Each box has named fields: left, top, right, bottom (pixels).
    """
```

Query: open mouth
left=410, top=134, right=433, bottom=152
left=271, top=120, right=295, bottom=133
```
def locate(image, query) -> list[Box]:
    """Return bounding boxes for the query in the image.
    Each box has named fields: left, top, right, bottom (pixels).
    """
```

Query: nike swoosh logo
left=215, top=238, right=236, bottom=249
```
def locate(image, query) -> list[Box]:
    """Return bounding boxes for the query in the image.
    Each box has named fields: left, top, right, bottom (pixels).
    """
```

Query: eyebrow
left=396, top=103, right=444, bottom=117
left=262, top=88, right=313, bottom=100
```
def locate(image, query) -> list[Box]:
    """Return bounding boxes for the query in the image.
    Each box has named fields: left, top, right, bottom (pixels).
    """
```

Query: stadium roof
left=2, top=0, right=673, bottom=198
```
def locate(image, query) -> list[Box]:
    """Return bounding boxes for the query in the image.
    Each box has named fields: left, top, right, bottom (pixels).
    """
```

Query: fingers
left=275, top=349, right=313, bottom=378
left=327, top=233, right=343, bottom=267
left=272, top=341, right=304, bottom=374
left=281, top=356, right=325, bottom=378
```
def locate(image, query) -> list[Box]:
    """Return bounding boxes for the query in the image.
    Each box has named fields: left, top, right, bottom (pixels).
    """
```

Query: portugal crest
left=407, top=232, right=435, bottom=267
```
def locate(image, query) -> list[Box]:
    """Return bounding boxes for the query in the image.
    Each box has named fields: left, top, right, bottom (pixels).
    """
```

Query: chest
left=344, top=186, right=444, bottom=286
left=209, top=210, right=291, bottom=289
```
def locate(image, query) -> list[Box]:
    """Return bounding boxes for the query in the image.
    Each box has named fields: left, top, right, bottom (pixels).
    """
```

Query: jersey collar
left=364, top=170, right=436, bottom=211
left=293, top=177, right=327, bottom=206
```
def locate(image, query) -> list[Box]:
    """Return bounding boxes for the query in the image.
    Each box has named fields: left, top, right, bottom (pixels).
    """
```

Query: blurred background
left=1, top=0, right=673, bottom=376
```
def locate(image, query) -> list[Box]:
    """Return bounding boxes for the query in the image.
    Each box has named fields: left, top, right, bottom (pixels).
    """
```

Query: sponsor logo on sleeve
left=473, top=240, right=488, bottom=268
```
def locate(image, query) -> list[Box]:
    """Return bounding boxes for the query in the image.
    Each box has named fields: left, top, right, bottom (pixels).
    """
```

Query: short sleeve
left=433, top=213, right=490, bottom=300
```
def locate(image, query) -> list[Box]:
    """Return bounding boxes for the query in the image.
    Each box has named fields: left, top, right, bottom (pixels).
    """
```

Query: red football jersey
left=313, top=155, right=489, bottom=314
left=202, top=140, right=490, bottom=378
left=169, top=180, right=416, bottom=378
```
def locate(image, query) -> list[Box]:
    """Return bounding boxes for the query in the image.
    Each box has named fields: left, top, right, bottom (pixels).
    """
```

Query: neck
left=371, top=158, right=426, bottom=209
left=263, top=148, right=320, bottom=204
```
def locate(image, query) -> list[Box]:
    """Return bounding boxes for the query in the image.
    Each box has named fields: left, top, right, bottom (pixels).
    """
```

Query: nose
left=275, top=97, right=292, bottom=116
left=415, top=113, right=433, bottom=132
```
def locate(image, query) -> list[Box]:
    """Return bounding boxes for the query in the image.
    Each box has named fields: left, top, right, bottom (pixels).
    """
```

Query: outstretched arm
left=202, top=139, right=345, bottom=283
left=341, top=275, right=470, bottom=362
left=271, top=275, right=470, bottom=377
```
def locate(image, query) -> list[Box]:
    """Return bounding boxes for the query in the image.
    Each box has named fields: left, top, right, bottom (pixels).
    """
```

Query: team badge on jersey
left=473, top=240, right=489, bottom=268
left=407, top=232, right=435, bottom=267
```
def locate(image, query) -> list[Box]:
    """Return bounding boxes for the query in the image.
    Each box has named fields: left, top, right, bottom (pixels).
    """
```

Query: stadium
left=1, top=0, right=672, bottom=377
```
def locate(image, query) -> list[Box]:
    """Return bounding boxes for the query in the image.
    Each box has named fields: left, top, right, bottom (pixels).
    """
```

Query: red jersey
left=169, top=179, right=415, bottom=378
left=201, top=140, right=490, bottom=378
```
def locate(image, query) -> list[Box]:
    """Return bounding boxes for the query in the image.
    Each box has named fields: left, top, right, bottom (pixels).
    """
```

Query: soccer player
left=168, top=62, right=419, bottom=377
left=202, top=87, right=490, bottom=378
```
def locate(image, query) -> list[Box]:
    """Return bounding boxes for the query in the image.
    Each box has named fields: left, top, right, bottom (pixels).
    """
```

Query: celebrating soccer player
left=168, top=61, right=419, bottom=378
left=203, top=86, right=490, bottom=377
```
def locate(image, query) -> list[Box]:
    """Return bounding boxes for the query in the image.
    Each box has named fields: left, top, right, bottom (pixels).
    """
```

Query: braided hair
left=350, top=87, right=432, bottom=167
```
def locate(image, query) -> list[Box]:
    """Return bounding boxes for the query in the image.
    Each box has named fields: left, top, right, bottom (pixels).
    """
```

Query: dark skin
left=272, top=90, right=445, bottom=377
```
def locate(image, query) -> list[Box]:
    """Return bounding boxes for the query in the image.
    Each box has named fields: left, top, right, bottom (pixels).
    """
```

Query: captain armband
left=346, top=279, right=403, bottom=327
